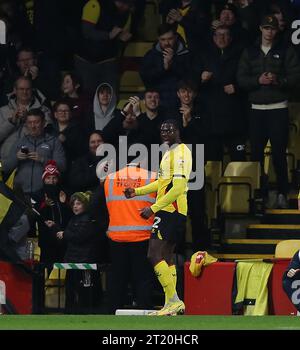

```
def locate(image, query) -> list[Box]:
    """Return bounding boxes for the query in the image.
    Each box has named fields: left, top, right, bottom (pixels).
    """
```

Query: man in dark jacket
left=237, top=15, right=300, bottom=208
left=140, top=23, right=191, bottom=113
left=194, top=25, right=246, bottom=161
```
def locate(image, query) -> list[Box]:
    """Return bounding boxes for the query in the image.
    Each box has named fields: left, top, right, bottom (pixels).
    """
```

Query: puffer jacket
left=63, top=212, right=100, bottom=263
left=237, top=39, right=300, bottom=104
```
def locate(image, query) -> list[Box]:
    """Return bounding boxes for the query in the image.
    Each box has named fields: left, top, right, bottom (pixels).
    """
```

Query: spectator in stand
left=3, top=108, right=66, bottom=204
left=3, top=47, right=53, bottom=102
left=102, top=102, right=143, bottom=149
left=38, top=160, right=72, bottom=270
left=126, top=90, right=166, bottom=151
left=51, top=191, right=104, bottom=314
left=160, top=0, right=211, bottom=56
left=227, top=0, right=260, bottom=43
left=170, top=80, right=209, bottom=250
left=193, top=25, right=246, bottom=161
left=75, top=0, right=133, bottom=94
left=52, top=100, right=85, bottom=173
left=0, top=0, right=33, bottom=50
left=0, top=76, right=52, bottom=167
left=88, top=83, right=117, bottom=133
left=212, top=3, right=250, bottom=49
left=140, top=23, right=191, bottom=114
left=237, top=15, right=300, bottom=209
left=69, top=131, right=105, bottom=193
left=60, top=71, right=92, bottom=126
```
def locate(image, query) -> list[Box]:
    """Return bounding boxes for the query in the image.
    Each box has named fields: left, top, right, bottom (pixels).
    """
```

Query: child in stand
left=47, top=191, right=103, bottom=314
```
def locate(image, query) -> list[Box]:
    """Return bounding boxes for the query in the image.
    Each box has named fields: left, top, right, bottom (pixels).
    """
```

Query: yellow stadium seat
left=216, top=162, right=261, bottom=214
left=117, top=99, right=129, bottom=109
left=205, top=161, right=222, bottom=191
left=119, top=70, right=145, bottom=93
left=123, top=41, right=154, bottom=58
left=218, top=177, right=252, bottom=214
left=45, top=268, right=66, bottom=309
left=274, top=240, right=300, bottom=258
left=136, top=0, right=162, bottom=41
left=224, top=161, right=261, bottom=191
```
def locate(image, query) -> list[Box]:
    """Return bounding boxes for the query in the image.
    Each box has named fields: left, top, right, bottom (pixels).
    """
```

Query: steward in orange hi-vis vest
left=104, top=164, right=156, bottom=242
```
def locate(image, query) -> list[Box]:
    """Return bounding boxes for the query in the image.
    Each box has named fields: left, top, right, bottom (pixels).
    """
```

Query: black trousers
left=65, top=269, right=103, bottom=314
left=249, top=108, right=289, bottom=195
left=205, top=133, right=246, bottom=162
left=107, top=240, right=155, bottom=314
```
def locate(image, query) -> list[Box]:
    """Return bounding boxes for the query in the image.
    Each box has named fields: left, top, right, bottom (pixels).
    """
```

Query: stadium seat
left=45, top=268, right=66, bottom=310
left=205, top=161, right=222, bottom=191
left=223, top=161, right=261, bottom=192
left=123, top=41, right=154, bottom=58
left=119, top=70, right=145, bottom=95
left=136, top=0, right=161, bottom=41
left=117, top=99, right=129, bottom=109
left=216, top=162, right=261, bottom=215
left=274, top=239, right=300, bottom=258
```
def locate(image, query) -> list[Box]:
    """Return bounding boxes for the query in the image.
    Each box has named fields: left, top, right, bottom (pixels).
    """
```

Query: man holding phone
left=3, top=108, right=65, bottom=204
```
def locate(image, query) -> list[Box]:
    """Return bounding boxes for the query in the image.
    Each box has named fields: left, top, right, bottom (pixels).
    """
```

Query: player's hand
left=287, top=268, right=300, bottom=278
left=139, top=207, right=154, bottom=219
left=124, top=187, right=136, bottom=198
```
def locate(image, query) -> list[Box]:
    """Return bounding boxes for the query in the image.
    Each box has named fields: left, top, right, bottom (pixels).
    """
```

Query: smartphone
left=21, top=146, right=29, bottom=154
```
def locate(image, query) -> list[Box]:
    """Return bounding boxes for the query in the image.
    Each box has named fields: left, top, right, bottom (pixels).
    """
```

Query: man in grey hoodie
left=91, top=82, right=117, bottom=131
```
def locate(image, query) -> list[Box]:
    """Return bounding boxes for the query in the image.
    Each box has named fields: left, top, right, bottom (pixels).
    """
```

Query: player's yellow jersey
left=154, top=143, right=192, bottom=215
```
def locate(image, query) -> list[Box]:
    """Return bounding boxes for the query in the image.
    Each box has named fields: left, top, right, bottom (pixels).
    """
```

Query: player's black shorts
left=151, top=210, right=186, bottom=243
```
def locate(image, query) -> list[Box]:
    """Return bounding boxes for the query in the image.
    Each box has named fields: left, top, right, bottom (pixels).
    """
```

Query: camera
left=20, top=146, right=29, bottom=154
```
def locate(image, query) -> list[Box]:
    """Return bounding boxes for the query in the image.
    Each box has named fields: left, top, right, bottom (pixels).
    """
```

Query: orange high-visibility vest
left=104, top=165, right=156, bottom=242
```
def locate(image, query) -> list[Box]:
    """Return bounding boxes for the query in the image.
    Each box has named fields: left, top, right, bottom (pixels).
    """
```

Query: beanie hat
left=42, top=160, right=60, bottom=181
left=70, top=191, right=92, bottom=210
left=189, top=251, right=218, bottom=277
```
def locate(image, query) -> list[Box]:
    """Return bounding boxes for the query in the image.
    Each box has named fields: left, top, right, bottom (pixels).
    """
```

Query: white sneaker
left=277, top=194, right=289, bottom=209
